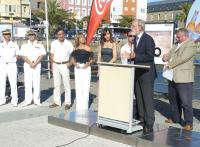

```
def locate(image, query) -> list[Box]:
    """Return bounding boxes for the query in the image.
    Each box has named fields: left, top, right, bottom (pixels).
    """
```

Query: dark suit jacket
left=134, top=32, right=157, bottom=82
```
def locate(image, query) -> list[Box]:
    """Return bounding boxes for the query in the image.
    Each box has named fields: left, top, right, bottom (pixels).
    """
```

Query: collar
left=57, top=39, right=67, bottom=44
left=137, top=32, right=144, bottom=39
left=2, top=40, right=12, bottom=45
left=28, top=40, right=38, bottom=45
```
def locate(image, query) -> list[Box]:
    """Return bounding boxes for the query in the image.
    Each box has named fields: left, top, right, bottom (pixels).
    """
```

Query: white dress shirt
left=50, top=39, right=73, bottom=62
left=136, top=32, right=144, bottom=47
left=20, top=40, right=46, bottom=62
left=0, top=41, right=19, bottom=63
left=120, top=43, right=133, bottom=64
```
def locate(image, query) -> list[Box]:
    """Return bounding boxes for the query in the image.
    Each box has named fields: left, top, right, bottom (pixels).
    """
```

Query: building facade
left=109, top=0, right=137, bottom=23
left=58, top=0, right=137, bottom=24
left=0, top=0, right=30, bottom=23
left=147, top=0, right=194, bottom=28
left=59, top=0, right=92, bottom=20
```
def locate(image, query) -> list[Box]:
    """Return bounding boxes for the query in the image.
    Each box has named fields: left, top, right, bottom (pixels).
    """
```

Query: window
left=131, top=7, right=135, bottom=12
left=5, top=4, right=8, bottom=13
left=82, top=9, right=86, bottom=17
left=13, top=5, right=16, bottom=12
left=9, top=5, right=12, bottom=12
left=76, top=0, right=80, bottom=5
left=88, top=9, right=91, bottom=15
left=24, top=6, right=26, bottom=13
left=82, top=0, right=86, bottom=6
left=37, top=2, right=40, bottom=8
left=68, top=0, right=73, bottom=4
left=88, top=0, right=92, bottom=5
left=124, top=7, right=128, bottom=11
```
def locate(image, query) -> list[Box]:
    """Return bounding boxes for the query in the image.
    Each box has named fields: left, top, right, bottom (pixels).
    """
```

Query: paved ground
left=0, top=75, right=200, bottom=147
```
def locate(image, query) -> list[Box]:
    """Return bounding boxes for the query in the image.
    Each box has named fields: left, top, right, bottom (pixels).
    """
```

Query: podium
left=97, top=62, right=150, bottom=133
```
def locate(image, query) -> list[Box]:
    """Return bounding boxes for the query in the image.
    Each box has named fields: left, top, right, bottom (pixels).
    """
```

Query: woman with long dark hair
left=97, top=28, right=117, bottom=63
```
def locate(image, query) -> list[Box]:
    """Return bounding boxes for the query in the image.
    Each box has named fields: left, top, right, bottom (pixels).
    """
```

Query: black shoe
left=65, top=104, right=71, bottom=110
left=49, top=103, right=59, bottom=108
left=143, top=126, right=153, bottom=135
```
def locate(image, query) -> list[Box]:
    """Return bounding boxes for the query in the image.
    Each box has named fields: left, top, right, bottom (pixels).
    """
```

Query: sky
left=147, top=0, right=164, bottom=2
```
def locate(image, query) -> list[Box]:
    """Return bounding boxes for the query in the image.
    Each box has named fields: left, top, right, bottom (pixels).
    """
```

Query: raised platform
left=48, top=111, right=200, bottom=147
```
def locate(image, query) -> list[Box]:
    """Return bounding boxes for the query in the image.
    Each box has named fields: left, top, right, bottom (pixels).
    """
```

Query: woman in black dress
left=97, top=28, right=117, bottom=63
left=70, top=33, right=93, bottom=111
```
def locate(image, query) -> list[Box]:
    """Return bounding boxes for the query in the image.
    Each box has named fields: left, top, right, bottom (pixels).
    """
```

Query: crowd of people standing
left=0, top=18, right=198, bottom=134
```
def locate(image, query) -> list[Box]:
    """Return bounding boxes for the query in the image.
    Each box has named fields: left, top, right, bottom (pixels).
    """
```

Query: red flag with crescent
left=86, top=0, right=113, bottom=45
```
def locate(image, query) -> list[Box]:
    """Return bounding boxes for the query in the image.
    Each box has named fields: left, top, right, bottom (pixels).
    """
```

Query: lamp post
left=20, top=0, right=22, bottom=21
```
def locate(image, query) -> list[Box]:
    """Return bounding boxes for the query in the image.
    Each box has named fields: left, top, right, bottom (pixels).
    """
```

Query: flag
left=86, top=0, right=113, bottom=45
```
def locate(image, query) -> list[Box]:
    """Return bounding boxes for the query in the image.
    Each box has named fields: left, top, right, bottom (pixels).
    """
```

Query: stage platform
left=48, top=111, right=200, bottom=147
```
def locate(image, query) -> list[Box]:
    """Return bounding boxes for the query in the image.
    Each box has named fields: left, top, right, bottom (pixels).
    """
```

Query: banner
left=186, top=0, right=200, bottom=40
left=86, top=0, right=113, bottom=45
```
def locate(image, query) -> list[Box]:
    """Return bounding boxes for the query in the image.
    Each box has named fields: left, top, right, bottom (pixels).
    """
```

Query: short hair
left=176, top=28, right=189, bottom=37
left=132, top=19, right=145, bottom=31
left=55, top=28, right=65, bottom=34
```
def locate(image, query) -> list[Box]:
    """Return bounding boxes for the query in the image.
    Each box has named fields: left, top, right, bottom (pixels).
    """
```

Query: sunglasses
left=128, top=35, right=135, bottom=37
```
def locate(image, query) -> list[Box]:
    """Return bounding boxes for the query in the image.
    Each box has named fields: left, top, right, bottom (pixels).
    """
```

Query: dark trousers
left=168, top=81, right=193, bottom=125
left=135, top=79, right=155, bottom=127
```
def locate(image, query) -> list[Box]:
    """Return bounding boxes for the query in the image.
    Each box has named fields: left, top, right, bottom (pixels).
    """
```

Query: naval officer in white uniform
left=0, top=29, right=19, bottom=106
left=20, top=30, right=46, bottom=106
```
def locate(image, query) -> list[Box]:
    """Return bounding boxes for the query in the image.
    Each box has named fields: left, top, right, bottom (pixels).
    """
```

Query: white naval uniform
left=0, top=40, right=19, bottom=105
left=20, top=40, right=46, bottom=105
left=51, top=39, right=73, bottom=106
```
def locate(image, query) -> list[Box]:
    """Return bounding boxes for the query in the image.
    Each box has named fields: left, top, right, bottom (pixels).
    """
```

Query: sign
left=145, top=23, right=175, bottom=64
left=186, top=0, right=200, bottom=40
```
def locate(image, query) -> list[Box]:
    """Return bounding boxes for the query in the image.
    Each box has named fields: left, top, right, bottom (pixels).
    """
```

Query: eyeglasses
left=128, top=35, right=135, bottom=37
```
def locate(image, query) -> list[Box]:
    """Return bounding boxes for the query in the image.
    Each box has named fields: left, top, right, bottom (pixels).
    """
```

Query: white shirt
left=136, top=32, right=144, bottom=46
left=120, top=43, right=134, bottom=64
left=0, top=40, right=19, bottom=63
left=50, top=39, right=73, bottom=62
left=20, top=40, right=46, bottom=62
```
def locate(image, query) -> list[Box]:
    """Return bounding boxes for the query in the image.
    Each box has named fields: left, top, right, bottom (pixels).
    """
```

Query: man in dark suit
left=128, top=19, right=157, bottom=134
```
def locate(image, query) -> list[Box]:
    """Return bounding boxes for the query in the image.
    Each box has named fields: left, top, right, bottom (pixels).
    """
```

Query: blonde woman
left=70, top=33, right=93, bottom=111
left=97, top=28, right=117, bottom=63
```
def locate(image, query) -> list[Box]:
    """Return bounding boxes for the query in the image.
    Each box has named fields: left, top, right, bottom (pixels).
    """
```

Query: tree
left=177, top=2, right=192, bottom=24
left=33, top=0, right=72, bottom=36
left=118, top=15, right=134, bottom=28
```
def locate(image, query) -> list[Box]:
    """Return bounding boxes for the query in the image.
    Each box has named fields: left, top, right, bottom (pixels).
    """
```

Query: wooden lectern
left=97, top=62, right=150, bottom=133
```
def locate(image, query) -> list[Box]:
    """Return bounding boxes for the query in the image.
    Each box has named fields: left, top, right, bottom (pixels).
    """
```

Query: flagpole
left=45, top=0, right=50, bottom=79
left=30, top=6, right=31, bottom=26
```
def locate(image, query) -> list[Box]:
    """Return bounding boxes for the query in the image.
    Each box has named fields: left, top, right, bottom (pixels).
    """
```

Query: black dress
left=71, top=49, right=93, bottom=63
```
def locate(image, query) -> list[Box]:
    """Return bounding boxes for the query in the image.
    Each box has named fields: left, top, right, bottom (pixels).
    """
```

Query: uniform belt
left=54, top=61, right=69, bottom=64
